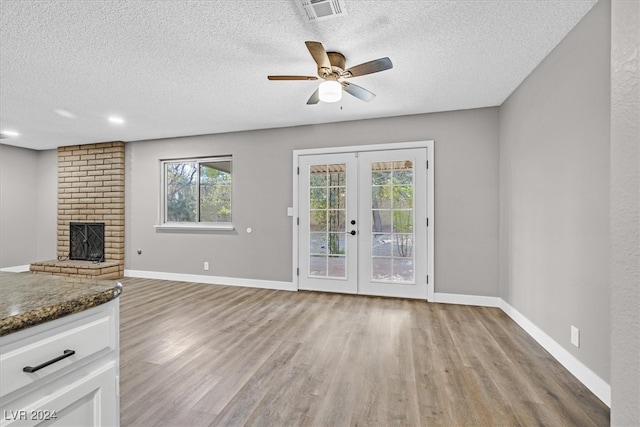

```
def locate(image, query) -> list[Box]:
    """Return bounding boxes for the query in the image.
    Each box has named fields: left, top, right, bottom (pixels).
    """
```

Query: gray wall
left=0, top=144, right=38, bottom=267
left=126, top=107, right=500, bottom=296
left=0, top=144, right=56, bottom=268
left=610, top=0, right=640, bottom=424
left=36, top=149, right=57, bottom=261
left=499, top=0, right=610, bottom=382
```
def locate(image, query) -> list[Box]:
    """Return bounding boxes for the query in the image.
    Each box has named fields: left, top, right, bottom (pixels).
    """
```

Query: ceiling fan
left=268, top=41, right=393, bottom=105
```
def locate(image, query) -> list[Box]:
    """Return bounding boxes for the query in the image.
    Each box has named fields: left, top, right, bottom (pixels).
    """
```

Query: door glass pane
left=309, top=163, right=347, bottom=279
left=310, top=165, right=328, bottom=186
left=393, top=259, right=414, bottom=282
left=310, top=210, right=327, bottom=232
left=372, top=234, right=392, bottom=256
left=393, top=210, right=413, bottom=233
left=329, top=188, right=346, bottom=209
left=371, top=187, right=392, bottom=209
left=371, top=257, right=392, bottom=280
left=328, top=256, right=346, bottom=277
left=372, top=169, right=391, bottom=185
left=393, top=188, right=413, bottom=209
left=370, top=160, right=415, bottom=283
left=310, top=233, right=327, bottom=254
left=310, top=188, right=327, bottom=209
left=328, top=233, right=346, bottom=254
left=329, top=170, right=345, bottom=186
left=328, top=210, right=345, bottom=232
left=373, top=210, right=392, bottom=233
left=393, top=234, right=413, bottom=257
left=310, top=255, right=327, bottom=276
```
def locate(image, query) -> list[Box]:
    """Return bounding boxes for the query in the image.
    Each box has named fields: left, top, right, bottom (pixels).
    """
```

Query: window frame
left=156, top=155, right=234, bottom=231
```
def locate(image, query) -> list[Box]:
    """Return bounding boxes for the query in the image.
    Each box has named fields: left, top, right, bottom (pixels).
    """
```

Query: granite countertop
left=0, top=272, right=122, bottom=336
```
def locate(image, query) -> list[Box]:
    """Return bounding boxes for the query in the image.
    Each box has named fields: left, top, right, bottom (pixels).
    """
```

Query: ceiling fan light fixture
left=318, top=80, right=342, bottom=103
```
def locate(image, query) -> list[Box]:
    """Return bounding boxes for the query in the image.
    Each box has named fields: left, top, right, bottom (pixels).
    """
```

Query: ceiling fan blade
left=344, top=57, right=393, bottom=78
left=268, top=75, right=318, bottom=80
left=341, top=82, right=376, bottom=102
left=305, top=41, right=331, bottom=72
left=307, top=88, right=320, bottom=105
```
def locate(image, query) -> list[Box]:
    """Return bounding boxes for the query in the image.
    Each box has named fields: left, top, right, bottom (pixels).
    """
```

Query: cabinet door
left=2, top=362, right=118, bottom=427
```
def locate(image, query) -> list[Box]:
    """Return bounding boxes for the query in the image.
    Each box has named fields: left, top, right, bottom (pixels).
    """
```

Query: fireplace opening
left=70, top=222, right=105, bottom=262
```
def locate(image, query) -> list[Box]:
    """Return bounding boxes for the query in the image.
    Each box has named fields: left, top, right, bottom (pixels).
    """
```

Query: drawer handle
left=23, top=350, right=76, bottom=373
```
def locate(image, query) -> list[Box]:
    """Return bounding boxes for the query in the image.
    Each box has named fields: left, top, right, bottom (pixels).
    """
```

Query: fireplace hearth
left=70, top=222, right=105, bottom=262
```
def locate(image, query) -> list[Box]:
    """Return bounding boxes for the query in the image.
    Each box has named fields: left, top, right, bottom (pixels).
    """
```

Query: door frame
left=292, top=140, right=435, bottom=301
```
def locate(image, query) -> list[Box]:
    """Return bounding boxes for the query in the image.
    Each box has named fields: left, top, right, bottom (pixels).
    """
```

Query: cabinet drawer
left=0, top=362, right=117, bottom=427
left=0, top=309, right=115, bottom=398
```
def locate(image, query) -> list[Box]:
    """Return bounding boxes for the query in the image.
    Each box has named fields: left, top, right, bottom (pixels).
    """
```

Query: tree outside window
left=163, top=157, right=232, bottom=224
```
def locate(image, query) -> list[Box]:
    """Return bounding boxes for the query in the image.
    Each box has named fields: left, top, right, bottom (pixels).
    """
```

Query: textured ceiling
left=0, top=0, right=597, bottom=150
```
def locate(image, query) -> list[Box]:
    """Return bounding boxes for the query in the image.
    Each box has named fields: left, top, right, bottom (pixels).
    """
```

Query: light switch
left=571, top=325, right=580, bottom=347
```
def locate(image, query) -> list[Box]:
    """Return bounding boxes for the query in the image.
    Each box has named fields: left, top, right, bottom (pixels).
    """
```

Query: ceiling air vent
left=298, top=0, right=347, bottom=22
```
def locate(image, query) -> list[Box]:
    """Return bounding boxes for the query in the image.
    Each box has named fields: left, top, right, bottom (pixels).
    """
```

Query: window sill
left=154, top=223, right=235, bottom=232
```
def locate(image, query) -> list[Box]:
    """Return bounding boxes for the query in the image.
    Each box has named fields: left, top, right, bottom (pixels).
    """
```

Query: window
left=159, top=156, right=232, bottom=230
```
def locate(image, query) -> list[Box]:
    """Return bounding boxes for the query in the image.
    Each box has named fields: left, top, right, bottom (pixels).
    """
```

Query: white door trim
left=293, top=140, right=435, bottom=301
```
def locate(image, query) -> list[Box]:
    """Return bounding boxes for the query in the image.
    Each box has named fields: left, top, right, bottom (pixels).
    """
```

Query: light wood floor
left=118, top=278, right=609, bottom=426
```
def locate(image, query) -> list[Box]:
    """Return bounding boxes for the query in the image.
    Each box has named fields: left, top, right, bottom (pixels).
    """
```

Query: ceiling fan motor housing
left=321, top=52, right=346, bottom=78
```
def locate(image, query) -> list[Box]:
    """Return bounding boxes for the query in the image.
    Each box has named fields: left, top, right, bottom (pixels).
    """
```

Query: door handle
left=350, top=230, right=357, bottom=236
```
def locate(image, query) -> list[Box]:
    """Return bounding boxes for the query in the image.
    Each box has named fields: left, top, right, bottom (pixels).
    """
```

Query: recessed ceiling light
left=0, top=130, right=20, bottom=138
left=53, top=108, right=77, bottom=119
left=108, top=116, right=125, bottom=125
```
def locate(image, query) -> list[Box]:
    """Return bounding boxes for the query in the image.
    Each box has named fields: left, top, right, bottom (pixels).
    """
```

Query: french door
left=297, top=147, right=429, bottom=299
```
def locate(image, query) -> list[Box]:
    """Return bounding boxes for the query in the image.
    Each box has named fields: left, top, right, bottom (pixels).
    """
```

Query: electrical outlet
left=204, top=261, right=209, bottom=271
left=571, top=325, right=580, bottom=348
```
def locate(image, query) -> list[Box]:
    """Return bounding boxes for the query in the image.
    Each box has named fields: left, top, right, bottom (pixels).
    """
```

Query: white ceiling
left=0, top=0, right=597, bottom=151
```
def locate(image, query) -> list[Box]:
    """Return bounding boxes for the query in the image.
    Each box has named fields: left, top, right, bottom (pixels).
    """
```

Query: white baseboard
left=499, top=300, right=611, bottom=407
left=124, top=269, right=296, bottom=292
left=433, top=291, right=611, bottom=407
left=0, top=265, right=30, bottom=272
left=433, top=292, right=502, bottom=307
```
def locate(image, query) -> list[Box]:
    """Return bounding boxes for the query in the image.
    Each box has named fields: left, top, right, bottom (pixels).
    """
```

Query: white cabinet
left=0, top=299, right=119, bottom=427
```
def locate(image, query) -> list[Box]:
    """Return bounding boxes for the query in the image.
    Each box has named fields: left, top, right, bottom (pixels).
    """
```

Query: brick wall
left=56, top=141, right=125, bottom=277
